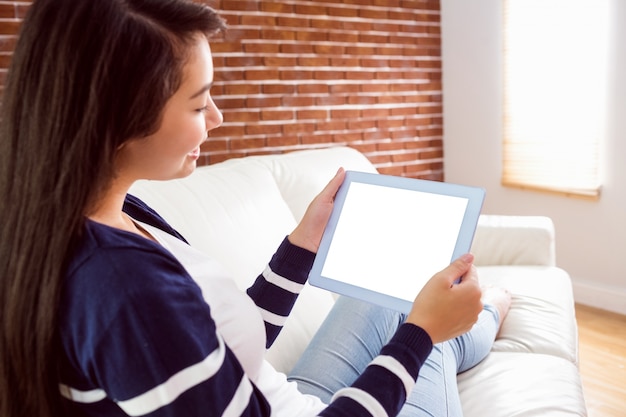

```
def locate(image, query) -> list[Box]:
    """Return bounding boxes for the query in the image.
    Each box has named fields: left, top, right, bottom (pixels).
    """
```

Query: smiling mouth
left=188, top=147, right=200, bottom=159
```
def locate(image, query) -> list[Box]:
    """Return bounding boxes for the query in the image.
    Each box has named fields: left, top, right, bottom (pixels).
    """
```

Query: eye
left=196, top=105, right=210, bottom=113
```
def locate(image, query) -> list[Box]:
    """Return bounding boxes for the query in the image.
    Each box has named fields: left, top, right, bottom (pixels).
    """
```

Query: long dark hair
left=0, top=0, right=225, bottom=415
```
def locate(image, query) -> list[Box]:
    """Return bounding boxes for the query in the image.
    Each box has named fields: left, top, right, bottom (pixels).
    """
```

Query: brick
left=332, top=132, right=363, bottom=143
left=0, top=20, right=21, bottom=35
left=223, top=84, right=261, bottom=95
left=244, top=43, right=280, bottom=54
left=301, top=134, right=333, bottom=144
left=261, top=2, right=294, bottom=13
left=225, top=56, right=263, bottom=67
left=261, top=29, right=296, bottom=41
left=263, top=84, right=295, bottom=95
left=0, top=35, right=16, bottom=52
left=298, top=84, right=329, bottom=94
left=283, top=96, right=316, bottom=107
left=348, top=119, right=377, bottom=130
left=330, top=84, right=360, bottom=94
left=348, top=95, right=376, bottom=105
left=315, top=95, right=346, bottom=106
left=277, top=16, right=310, bottom=28
left=330, top=108, right=360, bottom=119
left=309, top=17, right=342, bottom=30
left=213, top=97, right=246, bottom=109
left=264, top=56, right=297, bottom=67
left=283, top=122, right=316, bottom=135
left=224, top=110, right=262, bottom=123
left=240, top=15, right=276, bottom=26
left=346, top=45, right=376, bottom=55
left=295, top=4, right=327, bottom=16
left=215, top=69, right=244, bottom=82
left=230, top=137, right=267, bottom=150
left=298, top=56, right=330, bottom=67
left=280, top=70, right=314, bottom=81
left=362, top=107, right=390, bottom=119
left=313, top=70, right=343, bottom=80
left=246, top=123, right=282, bottom=136
left=267, top=135, right=300, bottom=147
left=223, top=28, right=261, bottom=42
left=377, top=118, right=404, bottom=129
left=245, top=69, right=279, bottom=81
left=246, top=96, right=281, bottom=108
left=280, top=44, right=314, bottom=54
left=0, top=4, right=15, bottom=19
left=313, top=44, right=344, bottom=55
left=316, top=120, right=347, bottom=132
left=360, top=8, right=388, bottom=19
left=330, top=57, right=359, bottom=67
left=296, top=30, right=327, bottom=42
left=221, top=0, right=259, bottom=11
left=327, top=5, right=359, bottom=18
left=297, top=109, right=328, bottom=120
left=261, top=109, right=293, bottom=121
left=392, top=151, right=419, bottom=163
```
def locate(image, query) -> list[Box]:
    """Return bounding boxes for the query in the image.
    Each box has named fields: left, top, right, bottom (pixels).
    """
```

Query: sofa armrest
left=471, top=215, right=556, bottom=266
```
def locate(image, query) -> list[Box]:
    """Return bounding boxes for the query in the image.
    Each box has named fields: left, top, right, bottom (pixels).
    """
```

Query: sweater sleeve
left=319, top=324, right=433, bottom=417
left=59, top=247, right=273, bottom=417
left=246, top=236, right=316, bottom=348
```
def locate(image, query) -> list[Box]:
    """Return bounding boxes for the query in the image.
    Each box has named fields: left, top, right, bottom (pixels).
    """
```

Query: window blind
left=502, top=0, right=609, bottom=198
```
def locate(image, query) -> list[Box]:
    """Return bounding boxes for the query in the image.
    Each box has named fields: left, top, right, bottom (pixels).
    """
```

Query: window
left=502, top=0, right=609, bottom=198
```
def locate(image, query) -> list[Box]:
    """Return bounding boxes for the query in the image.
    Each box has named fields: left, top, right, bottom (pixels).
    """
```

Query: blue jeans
left=287, top=296, right=499, bottom=417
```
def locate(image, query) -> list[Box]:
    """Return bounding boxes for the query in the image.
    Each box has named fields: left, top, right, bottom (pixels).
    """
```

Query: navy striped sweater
left=58, top=195, right=432, bottom=416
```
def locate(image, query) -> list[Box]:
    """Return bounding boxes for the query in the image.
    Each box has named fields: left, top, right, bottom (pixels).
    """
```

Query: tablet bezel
left=308, top=170, right=485, bottom=314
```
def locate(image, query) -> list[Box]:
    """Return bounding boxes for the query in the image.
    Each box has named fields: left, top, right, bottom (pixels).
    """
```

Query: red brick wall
left=0, top=0, right=444, bottom=180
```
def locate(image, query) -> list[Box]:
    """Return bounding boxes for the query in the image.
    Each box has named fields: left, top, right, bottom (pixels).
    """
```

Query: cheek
left=162, top=115, right=206, bottom=151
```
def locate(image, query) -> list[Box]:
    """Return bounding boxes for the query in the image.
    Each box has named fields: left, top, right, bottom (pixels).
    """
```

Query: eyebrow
left=189, top=82, right=213, bottom=100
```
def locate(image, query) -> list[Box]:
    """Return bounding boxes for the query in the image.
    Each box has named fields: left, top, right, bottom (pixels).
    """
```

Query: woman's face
left=116, top=36, right=223, bottom=182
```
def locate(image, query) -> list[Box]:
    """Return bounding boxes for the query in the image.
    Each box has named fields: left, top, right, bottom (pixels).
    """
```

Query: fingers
left=319, top=167, right=345, bottom=202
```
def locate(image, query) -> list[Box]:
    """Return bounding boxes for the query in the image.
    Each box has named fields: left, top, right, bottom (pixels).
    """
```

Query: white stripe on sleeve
left=262, top=265, right=305, bottom=294
left=257, top=306, right=288, bottom=327
left=59, top=384, right=107, bottom=403
left=222, top=376, right=254, bottom=417
left=331, top=387, right=388, bottom=417
left=369, top=355, right=415, bottom=399
left=117, top=336, right=227, bottom=416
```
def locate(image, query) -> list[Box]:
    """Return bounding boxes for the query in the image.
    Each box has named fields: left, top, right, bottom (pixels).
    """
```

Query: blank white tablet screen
left=320, top=182, right=469, bottom=301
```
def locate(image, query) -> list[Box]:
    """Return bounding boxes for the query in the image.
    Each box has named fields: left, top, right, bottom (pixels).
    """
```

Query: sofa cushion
left=458, top=352, right=587, bottom=417
left=478, top=266, right=578, bottom=364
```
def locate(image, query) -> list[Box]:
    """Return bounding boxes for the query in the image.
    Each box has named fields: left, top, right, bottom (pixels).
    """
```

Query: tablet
left=309, top=170, right=485, bottom=314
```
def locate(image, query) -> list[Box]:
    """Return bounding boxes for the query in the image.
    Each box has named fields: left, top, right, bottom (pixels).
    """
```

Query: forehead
left=179, top=37, right=214, bottom=93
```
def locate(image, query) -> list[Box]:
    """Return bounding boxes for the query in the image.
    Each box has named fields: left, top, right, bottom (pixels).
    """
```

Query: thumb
left=438, top=253, right=474, bottom=286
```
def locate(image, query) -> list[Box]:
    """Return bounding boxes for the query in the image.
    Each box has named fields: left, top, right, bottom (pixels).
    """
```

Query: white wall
left=441, top=0, right=626, bottom=315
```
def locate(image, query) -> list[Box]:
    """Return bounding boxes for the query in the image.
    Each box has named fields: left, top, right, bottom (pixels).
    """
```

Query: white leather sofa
left=130, top=146, right=587, bottom=416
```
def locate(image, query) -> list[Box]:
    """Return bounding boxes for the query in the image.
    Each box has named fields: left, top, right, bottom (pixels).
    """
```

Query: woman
left=0, top=1, right=510, bottom=416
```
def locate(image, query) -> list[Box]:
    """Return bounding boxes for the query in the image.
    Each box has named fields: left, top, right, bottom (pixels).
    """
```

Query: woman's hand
left=406, top=254, right=483, bottom=344
left=288, top=168, right=346, bottom=253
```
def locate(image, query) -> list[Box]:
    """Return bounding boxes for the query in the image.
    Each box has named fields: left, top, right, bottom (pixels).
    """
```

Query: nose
left=205, top=96, right=223, bottom=132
